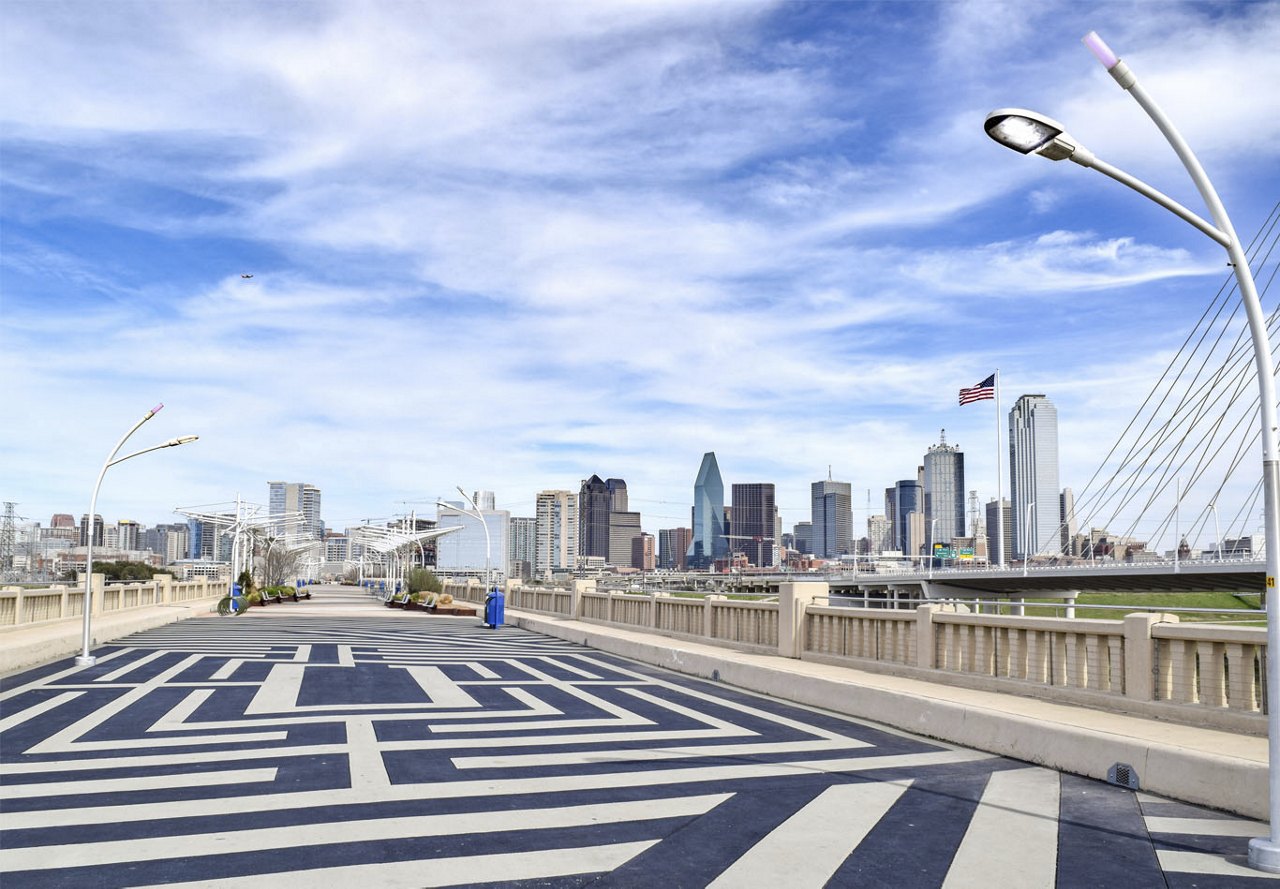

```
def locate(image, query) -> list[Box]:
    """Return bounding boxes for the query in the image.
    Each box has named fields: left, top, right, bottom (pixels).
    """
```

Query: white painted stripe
left=942, top=767, right=1060, bottom=889
left=0, top=691, right=83, bottom=732
left=0, top=648, right=132, bottom=702
left=0, top=793, right=728, bottom=872
left=345, top=719, right=389, bottom=788
left=709, top=781, right=910, bottom=887
left=465, top=661, right=500, bottom=678
left=95, top=650, right=168, bottom=682
left=244, top=663, right=305, bottom=715
left=0, top=767, right=278, bottom=799
left=152, top=689, right=215, bottom=731
left=453, top=738, right=856, bottom=770
left=1158, top=850, right=1280, bottom=879
left=3, top=748, right=988, bottom=830
left=292, top=644, right=311, bottom=662
left=210, top=659, right=244, bottom=680
left=146, top=841, right=659, bottom=888
left=403, top=665, right=480, bottom=708
left=1146, top=816, right=1269, bottom=837
left=337, top=645, right=354, bottom=666
left=541, top=657, right=602, bottom=679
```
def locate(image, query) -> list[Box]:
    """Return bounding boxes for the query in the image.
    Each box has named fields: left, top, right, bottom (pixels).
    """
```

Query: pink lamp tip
left=1082, top=31, right=1119, bottom=68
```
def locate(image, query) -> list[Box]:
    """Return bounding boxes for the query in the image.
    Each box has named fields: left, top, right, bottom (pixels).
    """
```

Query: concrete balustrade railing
left=0, top=574, right=229, bottom=628
left=452, top=577, right=1267, bottom=732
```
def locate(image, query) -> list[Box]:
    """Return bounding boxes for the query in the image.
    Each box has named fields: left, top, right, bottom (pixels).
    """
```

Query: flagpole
left=995, top=369, right=1004, bottom=568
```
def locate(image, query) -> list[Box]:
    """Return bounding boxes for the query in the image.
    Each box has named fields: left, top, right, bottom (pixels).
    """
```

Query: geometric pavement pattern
left=2, top=615, right=1278, bottom=888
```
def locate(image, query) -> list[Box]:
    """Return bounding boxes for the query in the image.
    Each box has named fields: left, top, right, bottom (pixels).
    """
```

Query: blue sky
left=3, top=1, right=1279, bottom=548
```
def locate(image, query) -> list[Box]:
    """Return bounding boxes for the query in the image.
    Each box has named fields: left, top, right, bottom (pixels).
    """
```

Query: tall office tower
left=811, top=479, right=853, bottom=558
left=793, top=521, right=813, bottom=556
left=658, top=528, right=692, bottom=570
left=867, top=515, right=891, bottom=556
left=1060, top=487, right=1079, bottom=556
left=164, top=526, right=190, bottom=565
left=632, top=533, right=656, bottom=570
left=508, top=516, right=536, bottom=579
left=535, top=490, right=578, bottom=575
left=605, top=479, right=628, bottom=513
left=731, top=483, right=776, bottom=567
left=268, top=481, right=324, bottom=540
left=578, top=475, right=611, bottom=560
left=79, top=514, right=104, bottom=547
left=887, top=480, right=923, bottom=554
left=117, top=520, right=141, bottom=552
left=436, top=501, right=511, bottom=581
left=473, top=491, right=496, bottom=511
left=609, top=511, right=642, bottom=567
left=985, top=498, right=1013, bottom=566
left=687, top=452, right=726, bottom=569
left=923, top=430, right=965, bottom=544
left=1009, top=394, right=1062, bottom=559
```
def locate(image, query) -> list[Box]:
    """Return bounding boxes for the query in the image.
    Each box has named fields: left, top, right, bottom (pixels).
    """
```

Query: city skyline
left=4, top=3, right=1279, bottom=545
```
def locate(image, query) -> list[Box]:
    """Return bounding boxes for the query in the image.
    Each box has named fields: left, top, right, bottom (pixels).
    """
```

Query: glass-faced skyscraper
left=731, top=483, right=776, bottom=567
left=578, top=475, right=611, bottom=560
left=1009, top=394, right=1061, bottom=559
left=687, top=452, right=726, bottom=569
left=923, top=430, right=965, bottom=544
left=811, top=479, right=853, bottom=559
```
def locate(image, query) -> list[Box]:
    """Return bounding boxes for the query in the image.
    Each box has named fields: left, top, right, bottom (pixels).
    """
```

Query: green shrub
left=405, top=568, right=443, bottom=594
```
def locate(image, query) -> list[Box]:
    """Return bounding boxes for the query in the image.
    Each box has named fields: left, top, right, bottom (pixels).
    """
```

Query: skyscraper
left=687, top=452, right=726, bottom=569
left=535, top=490, right=578, bottom=575
left=267, top=481, right=323, bottom=540
left=811, top=479, right=853, bottom=559
left=887, top=480, right=923, bottom=554
left=923, top=430, right=965, bottom=544
left=1009, top=394, right=1062, bottom=559
left=658, top=528, right=691, bottom=570
left=986, top=498, right=1012, bottom=566
left=730, top=483, right=776, bottom=567
left=508, top=516, right=536, bottom=578
left=578, top=475, right=611, bottom=560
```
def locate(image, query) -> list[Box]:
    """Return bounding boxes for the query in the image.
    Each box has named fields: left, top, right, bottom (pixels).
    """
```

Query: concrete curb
left=507, top=610, right=1269, bottom=820
left=0, top=598, right=222, bottom=677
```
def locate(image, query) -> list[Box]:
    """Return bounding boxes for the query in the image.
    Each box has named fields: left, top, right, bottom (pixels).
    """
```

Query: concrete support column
left=1124, top=612, right=1179, bottom=701
left=704, top=594, right=723, bottom=639
left=1065, top=591, right=1079, bottom=619
left=916, top=604, right=940, bottom=669
left=156, top=573, right=173, bottom=605
left=779, top=582, right=826, bottom=659
left=571, top=579, right=594, bottom=619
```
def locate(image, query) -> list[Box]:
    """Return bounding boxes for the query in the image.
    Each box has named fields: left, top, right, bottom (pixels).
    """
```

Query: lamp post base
left=74, top=655, right=97, bottom=667
left=1248, top=838, right=1280, bottom=873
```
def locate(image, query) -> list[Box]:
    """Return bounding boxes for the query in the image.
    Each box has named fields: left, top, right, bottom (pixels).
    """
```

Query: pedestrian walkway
left=1, top=590, right=1277, bottom=887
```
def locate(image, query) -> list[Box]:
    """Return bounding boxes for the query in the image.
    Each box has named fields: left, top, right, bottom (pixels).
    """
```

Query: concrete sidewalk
left=504, top=609, right=1271, bottom=820
left=0, top=590, right=1269, bottom=819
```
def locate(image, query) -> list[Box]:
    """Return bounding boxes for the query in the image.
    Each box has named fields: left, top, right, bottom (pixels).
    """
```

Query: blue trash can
left=483, top=588, right=505, bottom=629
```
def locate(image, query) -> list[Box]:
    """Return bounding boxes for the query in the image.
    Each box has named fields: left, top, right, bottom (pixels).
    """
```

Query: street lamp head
left=167, top=435, right=199, bottom=447
left=984, top=109, right=1085, bottom=162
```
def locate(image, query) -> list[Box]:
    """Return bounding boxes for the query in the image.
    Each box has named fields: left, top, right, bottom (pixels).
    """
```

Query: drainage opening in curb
left=1107, top=762, right=1140, bottom=790
left=711, top=669, right=721, bottom=682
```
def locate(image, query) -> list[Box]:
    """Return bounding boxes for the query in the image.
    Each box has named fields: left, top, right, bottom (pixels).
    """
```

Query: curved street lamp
left=436, top=488, right=492, bottom=591
left=985, top=31, right=1279, bottom=872
left=77, top=404, right=198, bottom=667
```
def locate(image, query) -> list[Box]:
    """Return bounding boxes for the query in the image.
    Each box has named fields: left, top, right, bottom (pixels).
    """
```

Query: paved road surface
left=2, top=597, right=1277, bottom=887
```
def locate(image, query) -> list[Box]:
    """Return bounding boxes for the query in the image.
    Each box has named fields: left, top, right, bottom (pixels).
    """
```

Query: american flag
left=959, top=374, right=996, bottom=405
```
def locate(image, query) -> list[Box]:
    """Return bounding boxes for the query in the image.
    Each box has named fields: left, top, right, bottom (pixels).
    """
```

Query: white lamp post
left=985, top=31, right=1280, bottom=872
left=437, top=488, right=491, bottom=591
left=77, top=403, right=197, bottom=667
left=1022, top=501, right=1035, bottom=578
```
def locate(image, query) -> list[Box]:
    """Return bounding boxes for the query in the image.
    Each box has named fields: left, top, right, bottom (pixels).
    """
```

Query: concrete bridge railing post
left=778, top=582, right=827, bottom=658
left=1124, top=611, right=1180, bottom=701
left=916, top=604, right=941, bottom=669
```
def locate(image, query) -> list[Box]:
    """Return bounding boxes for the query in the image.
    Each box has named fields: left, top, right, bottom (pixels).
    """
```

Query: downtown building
left=435, top=499, right=510, bottom=582
left=731, top=483, right=776, bottom=567
left=687, top=452, right=726, bottom=569
left=1009, top=394, right=1062, bottom=559
left=886, top=476, right=924, bottom=556
left=267, top=481, right=323, bottom=540
left=923, top=430, right=965, bottom=546
left=658, top=527, right=691, bottom=570
left=811, top=479, right=853, bottom=559
left=535, top=490, right=578, bottom=576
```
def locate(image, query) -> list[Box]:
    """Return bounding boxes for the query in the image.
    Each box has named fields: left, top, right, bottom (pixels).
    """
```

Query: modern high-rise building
left=116, top=519, right=141, bottom=552
left=608, top=510, right=642, bottom=567
left=1060, top=487, right=1079, bottom=556
left=508, top=516, right=536, bottom=578
left=792, top=521, right=813, bottom=556
left=731, top=483, right=776, bottom=567
left=1009, top=394, right=1062, bottom=559
left=267, top=481, right=323, bottom=540
left=687, top=452, right=726, bottom=569
left=658, top=528, right=691, bottom=570
left=867, top=514, right=891, bottom=556
left=535, top=490, right=578, bottom=575
left=605, top=479, right=628, bottom=513
left=986, top=498, right=1012, bottom=566
left=887, top=480, right=923, bottom=554
left=811, top=479, right=853, bottom=559
left=578, top=475, right=611, bottom=560
left=923, top=430, right=965, bottom=545
left=473, top=491, right=496, bottom=511
left=79, top=514, right=104, bottom=547
left=632, top=533, right=656, bottom=570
